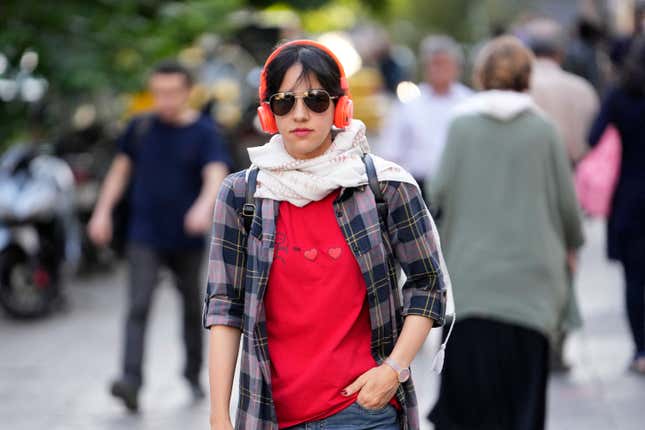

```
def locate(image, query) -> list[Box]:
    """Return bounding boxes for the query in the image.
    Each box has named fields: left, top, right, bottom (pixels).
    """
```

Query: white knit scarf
left=247, top=120, right=416, bottom=206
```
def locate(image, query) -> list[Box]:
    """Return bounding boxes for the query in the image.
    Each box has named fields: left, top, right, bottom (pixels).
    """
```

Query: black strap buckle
left=241, top=203, right=256, bottom=217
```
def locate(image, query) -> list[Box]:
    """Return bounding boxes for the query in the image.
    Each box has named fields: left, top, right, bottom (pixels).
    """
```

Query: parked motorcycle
left=0, top=144, right=80, bottom=318
left=55, top=123, right=117, bottom=270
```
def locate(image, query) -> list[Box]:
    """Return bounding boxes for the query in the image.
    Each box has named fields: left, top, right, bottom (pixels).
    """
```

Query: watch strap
left=384, top=357, right=408, bottom=376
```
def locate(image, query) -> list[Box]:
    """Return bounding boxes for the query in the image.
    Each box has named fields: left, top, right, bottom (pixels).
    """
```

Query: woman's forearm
left=208, top=325, right=242, bottom=427
left=387, top=315, right=434, bottom=368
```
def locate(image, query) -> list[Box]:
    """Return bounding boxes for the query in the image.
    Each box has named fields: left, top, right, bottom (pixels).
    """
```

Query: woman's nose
left=292, top=97, right=309, bottom=121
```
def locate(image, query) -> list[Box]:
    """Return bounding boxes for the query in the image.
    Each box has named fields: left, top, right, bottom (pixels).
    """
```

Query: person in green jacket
left=428, top=36, right=584, bottom=430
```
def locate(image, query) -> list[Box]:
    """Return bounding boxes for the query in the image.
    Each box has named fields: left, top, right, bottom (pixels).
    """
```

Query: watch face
left=399, top=368, right=411, bottom=382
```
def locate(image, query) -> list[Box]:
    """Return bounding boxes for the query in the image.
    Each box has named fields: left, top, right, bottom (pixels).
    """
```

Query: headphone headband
left=258, top=39, right=350, bottom=102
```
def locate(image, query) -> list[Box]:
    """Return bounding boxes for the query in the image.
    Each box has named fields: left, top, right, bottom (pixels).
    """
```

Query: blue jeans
left=284, top=402, right=400, bottom=430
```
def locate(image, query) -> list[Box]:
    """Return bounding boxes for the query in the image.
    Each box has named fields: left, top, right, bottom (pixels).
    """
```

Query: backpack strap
left=241, top=167, right=259, bottom=233
left=362, top=153, right=388, bottom=225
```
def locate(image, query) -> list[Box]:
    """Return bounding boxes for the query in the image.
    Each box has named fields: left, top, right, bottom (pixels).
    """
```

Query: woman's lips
left=291, top=128, right=313, bottom=138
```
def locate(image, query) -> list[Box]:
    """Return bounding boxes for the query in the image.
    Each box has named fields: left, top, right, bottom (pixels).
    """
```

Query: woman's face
left=273, top=63, right=335, bottom=160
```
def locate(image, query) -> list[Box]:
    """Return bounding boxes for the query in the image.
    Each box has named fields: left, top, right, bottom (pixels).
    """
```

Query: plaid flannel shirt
left=203, top=170, right=447, bottom=430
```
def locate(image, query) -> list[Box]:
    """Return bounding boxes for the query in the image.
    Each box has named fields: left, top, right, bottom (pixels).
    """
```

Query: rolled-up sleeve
left=385, top=181, right=447, bottom=326
left=202, top=175, right=246, bottom=330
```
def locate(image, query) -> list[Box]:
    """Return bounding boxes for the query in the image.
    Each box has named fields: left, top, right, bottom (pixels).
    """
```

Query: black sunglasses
left=267, top=89, right=338, bottom=116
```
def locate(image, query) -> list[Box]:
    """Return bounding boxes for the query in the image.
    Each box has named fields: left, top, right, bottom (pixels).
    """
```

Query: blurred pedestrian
left=378, top=35, right=472, bottom=200
left=563, top=16, right=610, bottom=94
left=428, top=36, right=584, bottom=430
left=352, top=24, right=408, bottom=95
left=525, top=17, right=599, bottom=372
left=203, top=40, right=449, bottom=430
left=610, top=0, right=645, bottom=70
left=589, top=36, right=645, bottom=374
left=527, top=18, right=599, bottom=165
left=87, top=61, right=230, bottom=411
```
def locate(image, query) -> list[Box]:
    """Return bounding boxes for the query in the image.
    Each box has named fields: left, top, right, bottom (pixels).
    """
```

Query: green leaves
left=0, top=0, right=242, bottom=143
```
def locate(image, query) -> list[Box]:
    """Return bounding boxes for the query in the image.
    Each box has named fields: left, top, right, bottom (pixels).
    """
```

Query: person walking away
left=563, top=15, right=610, bottom=95
left=527, top=18, right=599, bottom=165
left=588, top=36, right=645, bottom=374
left=428, top=36, right=584, bottom=430
left=87, top=61, right=230, bottom=412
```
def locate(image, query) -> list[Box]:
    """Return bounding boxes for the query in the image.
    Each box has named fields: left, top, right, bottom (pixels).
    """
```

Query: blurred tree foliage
left=249, top=0, right=330, bottom=9
left=0, top=0, right=243, bottom=143
left=385, top=0, right=529, bottom=44
left=1, top=0, right=243, bottom=95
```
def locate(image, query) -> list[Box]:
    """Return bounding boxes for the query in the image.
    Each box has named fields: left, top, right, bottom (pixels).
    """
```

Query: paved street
left=1, top=219, right=644, bottom=429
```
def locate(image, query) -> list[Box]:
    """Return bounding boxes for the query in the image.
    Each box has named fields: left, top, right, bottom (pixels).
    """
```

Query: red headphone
left=257, top=39, right=354, bottom=134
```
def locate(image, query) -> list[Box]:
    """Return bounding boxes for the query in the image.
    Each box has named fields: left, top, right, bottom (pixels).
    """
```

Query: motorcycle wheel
left=0, top=246, right=55, bottom=319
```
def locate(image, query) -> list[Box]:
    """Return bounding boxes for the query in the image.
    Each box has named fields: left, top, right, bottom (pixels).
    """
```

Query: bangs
left=264, top=44, right=344, bottom=100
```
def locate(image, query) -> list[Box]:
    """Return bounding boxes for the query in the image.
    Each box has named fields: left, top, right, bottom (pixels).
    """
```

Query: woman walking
left=589, top=36, right=645, bottom=374
left=428, top=36, right=584, bottom=430
left=203, top=40, right=448, bottom=430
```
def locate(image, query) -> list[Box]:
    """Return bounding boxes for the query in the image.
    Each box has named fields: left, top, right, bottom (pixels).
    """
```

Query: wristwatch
left=384, top=357, right=410, bottom=383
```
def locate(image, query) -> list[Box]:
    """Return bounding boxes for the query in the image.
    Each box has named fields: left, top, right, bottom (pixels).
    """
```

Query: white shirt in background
left=376, top=82, right=473, bottom=180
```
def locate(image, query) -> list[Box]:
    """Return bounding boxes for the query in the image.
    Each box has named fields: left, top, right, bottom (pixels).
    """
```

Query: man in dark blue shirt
left=88, top=61, right=229, bottom=412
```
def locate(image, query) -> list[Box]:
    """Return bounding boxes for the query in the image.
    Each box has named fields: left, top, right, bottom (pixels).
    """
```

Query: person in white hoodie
left=428, top=36, right=584, bottom=430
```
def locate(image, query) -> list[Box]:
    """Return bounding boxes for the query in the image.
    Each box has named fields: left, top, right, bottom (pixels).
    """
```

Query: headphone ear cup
left=333, top=96, right=353, bottom=129
left=257, top=104, right=278, bottom=134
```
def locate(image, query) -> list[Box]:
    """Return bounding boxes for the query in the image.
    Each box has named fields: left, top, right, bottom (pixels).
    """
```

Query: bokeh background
left=1, top=1, right=643, bottom=429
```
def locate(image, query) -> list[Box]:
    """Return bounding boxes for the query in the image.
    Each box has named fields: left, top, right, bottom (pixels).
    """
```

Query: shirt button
left=351, top=245, right=359, bottom=252
left=336, top=211, right=343, bottom=218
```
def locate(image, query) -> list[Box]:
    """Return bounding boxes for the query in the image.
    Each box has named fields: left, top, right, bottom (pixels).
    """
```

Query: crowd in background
left=2, top=2, right=645, bottom=429
left=368, top=8, right=645, bottom=429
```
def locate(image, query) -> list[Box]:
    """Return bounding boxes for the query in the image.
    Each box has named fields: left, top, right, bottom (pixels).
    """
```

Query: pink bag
left=574, top=126, right=622, bottom=217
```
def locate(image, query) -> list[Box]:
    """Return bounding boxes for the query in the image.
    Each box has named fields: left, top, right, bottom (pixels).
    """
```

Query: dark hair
left=150, top=60, right=193, bottom=87
left=621, top=36, right=645, bottom=96
left=576, top=18, right=604, bottom=43
left=263, top=43, right=344, bottom=102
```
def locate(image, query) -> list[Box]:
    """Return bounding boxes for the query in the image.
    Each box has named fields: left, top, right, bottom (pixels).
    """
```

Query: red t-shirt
left=265, top=190, right=398, bottom=429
